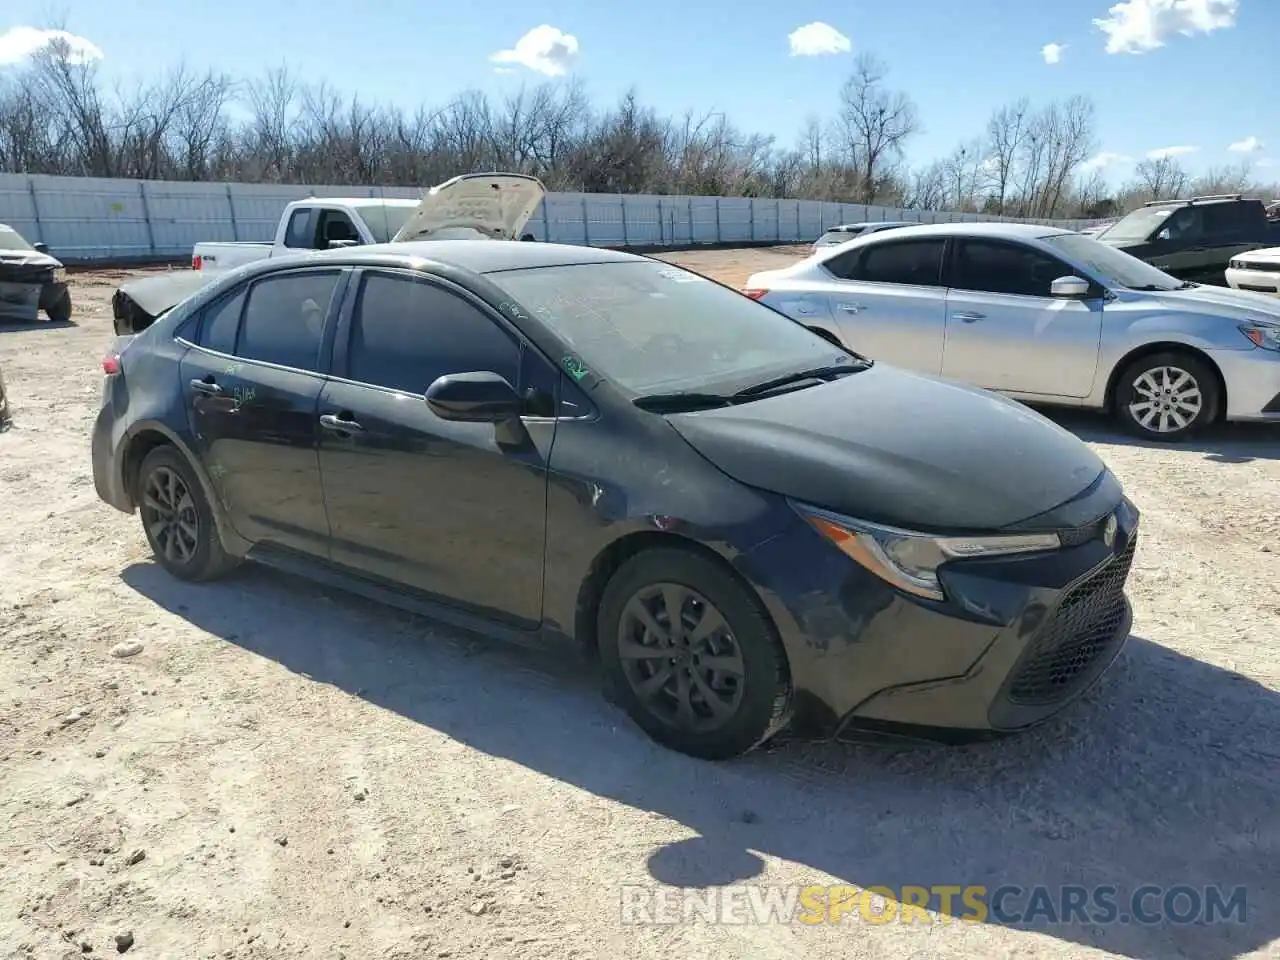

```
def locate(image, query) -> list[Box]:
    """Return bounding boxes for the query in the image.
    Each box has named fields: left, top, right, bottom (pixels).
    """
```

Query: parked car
left=111, top=173, right=547, bottom=334
left=743, top=222, right=1280, bottom=441
left=1226, top=247, right=1280, bottom=295
left=813, top=221, right=915, bottom=252
left=92, top=237, right=1140, bottom=761
left=1093, top=194, right=1280, bottom=286
left=0, top=224, right=72, bottom=323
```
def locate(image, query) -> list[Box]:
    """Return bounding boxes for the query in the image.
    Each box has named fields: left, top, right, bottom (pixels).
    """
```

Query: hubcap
left=617, top=583, right=745, bottom=733
left=1128, top=366, right=1202, bottom=433
left=142, top=466, right=199, bottom=565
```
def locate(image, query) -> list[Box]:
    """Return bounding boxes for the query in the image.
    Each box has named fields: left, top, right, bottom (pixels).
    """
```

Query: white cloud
left=1227, top=135, right=1263, bottom=153
left=1256, top=157, right=1276, bottom=169
left=1041, top=42, right=1067, bottom=64
left=0, top=26, right=103, bottom=65
left=489, top=25, right=579, bottom=76
left=1093, top=0, right=1238, bottom=54
left=788, top=22, right=851, bottom=56
left=1145, top=144, right=1199, bottom=159
left=1082, top=151, right=1134, bottom=171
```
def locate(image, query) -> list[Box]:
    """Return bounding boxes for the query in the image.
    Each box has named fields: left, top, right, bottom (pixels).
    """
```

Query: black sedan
left=91, top=240, right=1139, bottom=760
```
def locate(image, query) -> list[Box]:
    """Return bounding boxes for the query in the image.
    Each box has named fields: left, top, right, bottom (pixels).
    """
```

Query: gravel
left=0, top=251, right=1276, bottom=959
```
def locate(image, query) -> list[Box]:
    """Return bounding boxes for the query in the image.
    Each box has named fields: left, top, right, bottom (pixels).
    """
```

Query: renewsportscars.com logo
left=619, top=884, right=1248, bottom=926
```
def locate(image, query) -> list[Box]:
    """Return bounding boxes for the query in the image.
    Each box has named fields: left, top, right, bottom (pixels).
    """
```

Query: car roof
left=253, top=239, right=646, bottom=278
left=293, top=197, right=421, bottom=208
left=824, top=221, right=1072, bottom=245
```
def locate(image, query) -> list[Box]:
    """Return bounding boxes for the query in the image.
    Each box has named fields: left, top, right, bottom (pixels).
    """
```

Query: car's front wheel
left=136, top=446, right=240, bottom=582
left=597, top=547, right=791, bottom=760
left=1113, top=351, right=1221, bottom=441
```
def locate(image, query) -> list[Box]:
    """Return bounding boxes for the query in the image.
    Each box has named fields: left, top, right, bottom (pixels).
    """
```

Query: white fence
left=0, top=172, right=1098, bottom=263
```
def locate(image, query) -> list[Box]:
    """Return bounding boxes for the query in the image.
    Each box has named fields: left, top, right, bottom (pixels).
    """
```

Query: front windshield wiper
left=1126, top=284, right=1179, bottom=292
left=632, top=391, right=734, bottom=413
left=731, top=360, right=869, bottom=400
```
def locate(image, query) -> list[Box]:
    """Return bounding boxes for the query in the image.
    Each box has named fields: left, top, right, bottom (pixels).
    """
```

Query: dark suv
left=1095, top=194, right=1280, bottom=286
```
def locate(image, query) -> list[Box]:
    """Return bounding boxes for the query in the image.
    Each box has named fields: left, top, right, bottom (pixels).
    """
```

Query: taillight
left=742, top=288, right=768, bottom=300
left=192, top=254, right=202, bottom=270
left=102, top=354, right=121, bottom=375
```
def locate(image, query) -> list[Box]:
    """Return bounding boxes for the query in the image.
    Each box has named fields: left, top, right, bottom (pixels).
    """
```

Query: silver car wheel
left=1128, top=365, right=1203, bottom=434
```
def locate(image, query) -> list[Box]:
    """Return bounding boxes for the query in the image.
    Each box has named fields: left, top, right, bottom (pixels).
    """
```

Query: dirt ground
left=0, top=247, right=1277, bottom=960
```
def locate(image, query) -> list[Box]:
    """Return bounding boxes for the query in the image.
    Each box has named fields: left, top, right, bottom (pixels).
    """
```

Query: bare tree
left=1133, top=156, right=1189, bottom=201
left=985, top=99, right=1029, bottom=215
left=836, top=53, right=919, bottom=204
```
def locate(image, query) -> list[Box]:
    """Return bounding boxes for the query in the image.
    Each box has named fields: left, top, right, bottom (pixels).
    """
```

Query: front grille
left=1239, top=260, right=1280, bottom=274
left=1006, top=536, right=1136, bottom=705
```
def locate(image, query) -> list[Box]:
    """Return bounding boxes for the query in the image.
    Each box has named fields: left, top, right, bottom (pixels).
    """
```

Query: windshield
left=1043, top=232, right=1184, bottom=291
left=358, top=204, right=416, bottom=243
left=0, top=225, right=35, bottom=252
left=487, top=260, right=854, bottom=395
left=1096, top=206, right=1176, bottom=242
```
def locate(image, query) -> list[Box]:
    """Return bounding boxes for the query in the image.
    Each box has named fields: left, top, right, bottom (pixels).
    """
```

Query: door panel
left=821, top=237, right=949, bottom=373
left=941, top=293, right=1102, bottom=397
left=180, top=348, right=330, bottom=552
left=941, top=238, right=1103, bottom=398
left=316, top=270, right=550, bottom=628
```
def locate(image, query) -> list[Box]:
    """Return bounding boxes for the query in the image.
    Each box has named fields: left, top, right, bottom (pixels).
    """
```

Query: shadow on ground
left=1034, top=407, right=1280, bottom=463
left=0, top=319, right=77, bottom=333
left=121, top=560, right=1277, bottom=960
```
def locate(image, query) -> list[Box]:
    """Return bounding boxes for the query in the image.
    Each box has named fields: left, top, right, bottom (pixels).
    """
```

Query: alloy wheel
left=142, top=465, right=200, bottom=566
left=1127, top=365, right=1203, bottom=434
left=616, top=583, right=746, bottom=733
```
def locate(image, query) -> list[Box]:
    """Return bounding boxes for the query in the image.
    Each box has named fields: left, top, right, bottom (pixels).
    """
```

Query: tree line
left=0, top=40, right=1275, bottom=220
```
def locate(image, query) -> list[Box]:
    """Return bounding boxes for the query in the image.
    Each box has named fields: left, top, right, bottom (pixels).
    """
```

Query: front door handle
left=189, top=377, right=223, bottom=395
left=953, top=312, right=986, bottom=322
left=836, top=302, right=864, bottom=313
left=320, top=413, right=363, bottom=433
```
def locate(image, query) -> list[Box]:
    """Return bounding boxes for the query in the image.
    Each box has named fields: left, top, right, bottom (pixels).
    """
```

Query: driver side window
left=1157, top=207, right=1204, bottom=242
left=950, top=239, right=1077, bottom=298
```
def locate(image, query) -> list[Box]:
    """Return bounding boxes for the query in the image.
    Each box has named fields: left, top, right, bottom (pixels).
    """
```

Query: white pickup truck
left=112, top=172, right=545, bottom=333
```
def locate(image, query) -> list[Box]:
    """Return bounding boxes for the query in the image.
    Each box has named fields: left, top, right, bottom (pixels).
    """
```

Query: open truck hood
left=392, top=173, right=545, bottom=242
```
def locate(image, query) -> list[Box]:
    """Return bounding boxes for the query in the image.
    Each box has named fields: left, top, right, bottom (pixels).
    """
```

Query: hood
left=666, top=364, right=1108, bottom=532
left=0, top=249, right=60, bottom=270
left=391, top=173, right=545, bottom=243
left=1139, top=283, right=1280, bottom=320
left=1237, top=245, right=1280, bottom=265
left=118, top=269, right=218, bottom=316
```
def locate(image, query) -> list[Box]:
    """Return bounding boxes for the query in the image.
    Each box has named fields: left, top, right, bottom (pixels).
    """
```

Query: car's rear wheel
left=597, top=547, right=791, bottom=760
left=136, top=446, right=239, bottom=582
left=1113, top=351, right=1221, bottom=442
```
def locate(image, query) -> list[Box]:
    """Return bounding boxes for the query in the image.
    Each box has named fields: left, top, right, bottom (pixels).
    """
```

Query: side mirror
left=32, top=242, right=49, bottom=254
left=1154, top=228, right=1171, bottom=242
left=425, top=371, right=521, bottom=422
left=1050, top=275, right=1091, bottom=299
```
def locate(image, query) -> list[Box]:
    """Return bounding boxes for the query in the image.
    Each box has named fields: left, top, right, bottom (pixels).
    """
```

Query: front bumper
left=741, top=498, right=1140, bottom=740
left=1206, top=345, right=1280, bottom=421
left=1225, top=265, right=1280, bottom=295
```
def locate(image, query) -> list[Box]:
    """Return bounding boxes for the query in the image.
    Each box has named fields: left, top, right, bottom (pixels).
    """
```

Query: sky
left=0, top=0, right=1274, bottom=187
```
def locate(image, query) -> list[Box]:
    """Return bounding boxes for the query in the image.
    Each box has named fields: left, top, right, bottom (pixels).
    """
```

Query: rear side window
left=1200, top=203, right=1248, bottom=236
left=236, top=271, right=341, bottom=372
left=347, top=273, right=519, bottom=394
left=950, top=239, right=1072, bottom=297
left=196, top=289, right=246, bottom=355
left=282, top=209, right=313, bottom=249
left=830, top=239, right=946, bottom=285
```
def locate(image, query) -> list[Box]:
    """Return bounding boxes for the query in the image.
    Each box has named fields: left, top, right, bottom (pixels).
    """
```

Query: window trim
left=819, top=236, right=949, bottom=288
left=178, top=266, right=350, bottom=375
left=944, top=237, right=1104, bottom=301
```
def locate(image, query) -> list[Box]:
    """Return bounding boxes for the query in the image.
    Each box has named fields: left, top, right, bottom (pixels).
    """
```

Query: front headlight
left=794, top=503, right=1061, bottom=602
left=1239, top=323, right=1280, bottom=351
left=53, top=267, right=66, bottom=282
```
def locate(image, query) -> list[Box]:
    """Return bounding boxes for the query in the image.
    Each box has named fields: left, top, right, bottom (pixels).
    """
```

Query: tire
left=597, top=547, right=791, bottom=760
left=1113, top=351, right=1221, bottom=442
left=807, top=325, right=844, bottom=348
left=40, top=283, right=71, bottom=324
left=135, top=445, right=239, bottom=582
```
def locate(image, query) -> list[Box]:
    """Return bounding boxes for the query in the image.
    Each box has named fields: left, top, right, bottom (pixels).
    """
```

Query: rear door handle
left=953, top=312, right=986, bottom=322
left=189, top=377, right=223, bottom=395
left=320, top=413, right=363, bottom=433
